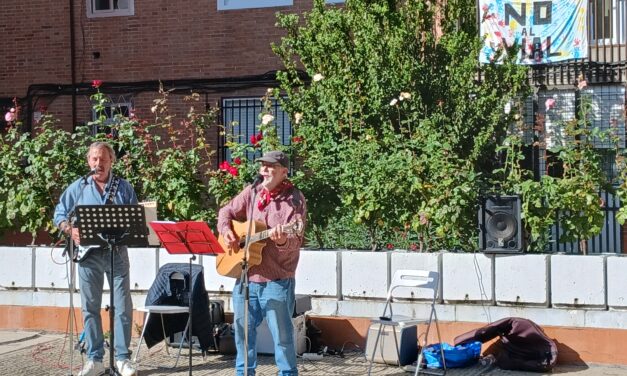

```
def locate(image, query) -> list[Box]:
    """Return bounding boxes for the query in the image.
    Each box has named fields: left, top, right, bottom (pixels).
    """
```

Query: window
left=87, top=0, right=134, bottom=18
left=91, top=96, right=133, bottom=136
left=589, top=0, right=626, bottom=44
left=532, top=85, right=625, bottom=181
left=220, top=97, right=292, bottom=163
left=217, top=0, right=292, bottom=11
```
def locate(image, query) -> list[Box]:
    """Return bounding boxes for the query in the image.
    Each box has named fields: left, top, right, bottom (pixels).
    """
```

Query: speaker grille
left=479, top=195, right=523, bottom=253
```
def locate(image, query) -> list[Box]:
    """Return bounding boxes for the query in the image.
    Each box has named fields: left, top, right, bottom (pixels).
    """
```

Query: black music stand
left=149, top=221, right=223, bottom=375
left=75, top=205, right=148, bottom=376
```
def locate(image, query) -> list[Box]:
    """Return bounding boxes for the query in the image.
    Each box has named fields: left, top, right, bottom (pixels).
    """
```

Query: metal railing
left=218, top=97, right=292, bottom=167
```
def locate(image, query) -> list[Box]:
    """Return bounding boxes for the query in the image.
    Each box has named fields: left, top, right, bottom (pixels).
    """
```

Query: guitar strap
left=105, top=175, right=121, bottom=205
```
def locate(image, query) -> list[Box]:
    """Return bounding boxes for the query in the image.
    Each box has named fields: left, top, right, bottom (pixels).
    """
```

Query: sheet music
left=140, top=201, right=160, bottom=246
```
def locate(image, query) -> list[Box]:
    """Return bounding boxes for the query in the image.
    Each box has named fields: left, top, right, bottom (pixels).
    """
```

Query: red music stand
left=150, top=221, right=223, bottom=256
left=149, top=221, right=223, bottom=375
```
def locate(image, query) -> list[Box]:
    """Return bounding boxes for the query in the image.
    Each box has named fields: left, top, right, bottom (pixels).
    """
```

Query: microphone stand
left=239, top=180, right=261, bottom=376
left=63, top=177, right=91, bottom=375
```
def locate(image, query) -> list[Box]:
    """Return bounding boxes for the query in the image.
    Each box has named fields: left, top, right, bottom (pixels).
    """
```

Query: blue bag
left=422, top=341, right=482, bottom=369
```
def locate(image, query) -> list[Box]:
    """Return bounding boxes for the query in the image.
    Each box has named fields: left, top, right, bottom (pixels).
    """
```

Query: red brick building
left=1, top=0, right=336, bottom=161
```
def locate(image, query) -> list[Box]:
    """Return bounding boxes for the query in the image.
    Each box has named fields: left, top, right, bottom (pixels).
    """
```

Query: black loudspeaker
left=478, top=195, right=523, bottom=253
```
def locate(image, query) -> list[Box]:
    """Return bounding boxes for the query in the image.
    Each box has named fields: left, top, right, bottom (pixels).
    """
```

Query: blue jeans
left=232, top=278, right=297, bottom=376
left=78, top=246, right=133, bottom=362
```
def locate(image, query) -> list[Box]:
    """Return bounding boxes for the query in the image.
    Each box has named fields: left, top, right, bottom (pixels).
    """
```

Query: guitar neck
left=248, top=228, right=272, bottom=244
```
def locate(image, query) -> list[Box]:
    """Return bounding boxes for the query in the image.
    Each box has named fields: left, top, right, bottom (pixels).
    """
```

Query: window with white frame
left=221, top=97, right=292, bottom=163
left=87, top=0, right=134, bottom=18
left=91, top=96, right=133, bottom=136
left=589, top=0, right=626, bottom=44
left=217, top=0, right=292, bottom=11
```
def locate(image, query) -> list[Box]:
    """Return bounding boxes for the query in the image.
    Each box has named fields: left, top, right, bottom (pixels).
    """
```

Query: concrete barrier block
left=341, top=251, right=388, bottom=299
left=551, top=254, right=606, bottom=308
left=607, top=256, right=627, bottom=309
left=390, top=252, right=441, bottom=300
left=202, top=255, right=235, bottom=293
left=128, top=247, right=158, bottom=291
left=296, top=250, right=338, bottom=297
left=442, top=253, right=493, bottom=303
left=586, top=310, right=627, bottom=329
left=0, top=247, right=33, bottom=288
left=158, top=248, right=202, bottom=267
left=495, top=254, right=548, bottom=305
left=34, top=247, right=72, bottom=290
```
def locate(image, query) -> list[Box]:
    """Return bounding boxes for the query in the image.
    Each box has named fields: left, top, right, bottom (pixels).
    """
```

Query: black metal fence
left=550, top=190, right=623, bottom=253
left=218, top=96, right=292, bottom=166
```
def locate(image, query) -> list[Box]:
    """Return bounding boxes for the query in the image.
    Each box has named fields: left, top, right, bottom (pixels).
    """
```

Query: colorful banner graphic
left=479, top=0, right=588, bottom=64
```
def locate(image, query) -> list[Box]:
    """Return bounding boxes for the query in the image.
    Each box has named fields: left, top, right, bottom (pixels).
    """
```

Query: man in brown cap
left=218, top=150, right=307, bottom=376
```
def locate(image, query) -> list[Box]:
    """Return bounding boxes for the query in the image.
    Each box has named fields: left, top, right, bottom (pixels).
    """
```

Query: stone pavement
left=1, top=330, right=626, bottom=375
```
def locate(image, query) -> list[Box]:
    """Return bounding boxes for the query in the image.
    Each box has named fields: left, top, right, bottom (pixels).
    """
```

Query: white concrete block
left=495, top=254, right=548, bottom=305
left=390, top=252, right=441, bottom=300
left=455, top=304, right=586, bottom=328
left=296, top=250, right=338, bottom=296
left=35, top=247, right=74, bottom=290
left=309, top=298, right=340, bottom=317
left=341, top=251, right=388, bottom=299
left=586, top=310, right=627, bottom=329
left=0, top=246, right=33, bottom=288
left=337, top=300, right=384, bottom=318
left=202, top=255, right=235, bottom=293
left=128, top=247, right=158, bottom=291
left=442, top=253, right=493, bottom=303
left=551, top=254, right=606, bottom=308
left=607, top=256, right=627, bottom=309
left=158, top=247, right=202, bottom=267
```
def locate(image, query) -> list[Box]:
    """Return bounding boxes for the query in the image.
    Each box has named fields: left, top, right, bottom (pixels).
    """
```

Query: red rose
left=227, top=166, right=239, bottom=177
left=250, top=134, right=258, bottom=145
left=233, top=157, right=242, bottom=165
left=386, top=243, right=394, bottom=250
left=92, top=80, right=103, bottom=89
left=292, top=136, right=303, bottom=143
left=219, top=161, right=231, bottom=171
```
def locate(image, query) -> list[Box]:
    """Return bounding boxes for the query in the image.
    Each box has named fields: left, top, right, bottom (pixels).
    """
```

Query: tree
left=273, top=0, right=528, bottom=250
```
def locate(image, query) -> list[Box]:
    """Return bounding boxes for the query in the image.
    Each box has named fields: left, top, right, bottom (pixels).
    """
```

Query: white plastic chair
left=366, top=269, right=446, bottom=376
left=133, top=272, right=190, bottom=368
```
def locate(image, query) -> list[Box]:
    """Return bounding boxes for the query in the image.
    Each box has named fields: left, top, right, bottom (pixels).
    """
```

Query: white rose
left=261, top=114, right=275, bottom=125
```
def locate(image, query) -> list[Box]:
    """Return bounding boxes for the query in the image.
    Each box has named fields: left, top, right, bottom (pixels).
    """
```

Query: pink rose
left=545, top=98, right=556, bottom=110
left=4, top=111, right=15, bottom=122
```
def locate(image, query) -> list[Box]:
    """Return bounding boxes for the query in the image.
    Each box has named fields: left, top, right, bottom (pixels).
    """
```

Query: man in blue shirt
left=54, top=141, right=138, bottom=376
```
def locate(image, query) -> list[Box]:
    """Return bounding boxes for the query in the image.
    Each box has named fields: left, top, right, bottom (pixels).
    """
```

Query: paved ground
left=1, top=330, right=626, bottom=375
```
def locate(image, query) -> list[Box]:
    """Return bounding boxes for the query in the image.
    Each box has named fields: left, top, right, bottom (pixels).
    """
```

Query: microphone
left=251, top=174, right=264, bottom=187
left=83, top=168, right=98, bottom=182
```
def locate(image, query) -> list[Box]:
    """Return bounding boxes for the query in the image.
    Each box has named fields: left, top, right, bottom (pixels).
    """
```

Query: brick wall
left=1, top=1, right=317, bottom=133
left=1, top=1, right=316, bottom=96
left=1, top=0, right=317, bottom=164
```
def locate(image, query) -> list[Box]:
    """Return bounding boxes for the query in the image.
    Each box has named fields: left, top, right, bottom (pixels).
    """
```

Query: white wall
left=0, top=247, right=626, bottom=330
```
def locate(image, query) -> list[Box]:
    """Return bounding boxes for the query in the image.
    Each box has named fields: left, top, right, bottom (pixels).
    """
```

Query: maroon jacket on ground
left=454, top=317, right=558, bottom=372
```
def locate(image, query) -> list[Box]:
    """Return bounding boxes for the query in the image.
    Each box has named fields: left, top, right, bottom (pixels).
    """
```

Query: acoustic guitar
left=216, top=219, right=304, bottom=278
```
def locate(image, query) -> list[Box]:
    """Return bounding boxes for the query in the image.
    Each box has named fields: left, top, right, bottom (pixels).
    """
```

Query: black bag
left=209, top=300, right=225, bottom=326
left=214, top=323, right=236, bottom=355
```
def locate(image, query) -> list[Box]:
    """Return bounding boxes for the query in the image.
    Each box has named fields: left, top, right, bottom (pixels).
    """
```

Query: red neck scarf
left=257, top=180, right=293, bottom=211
